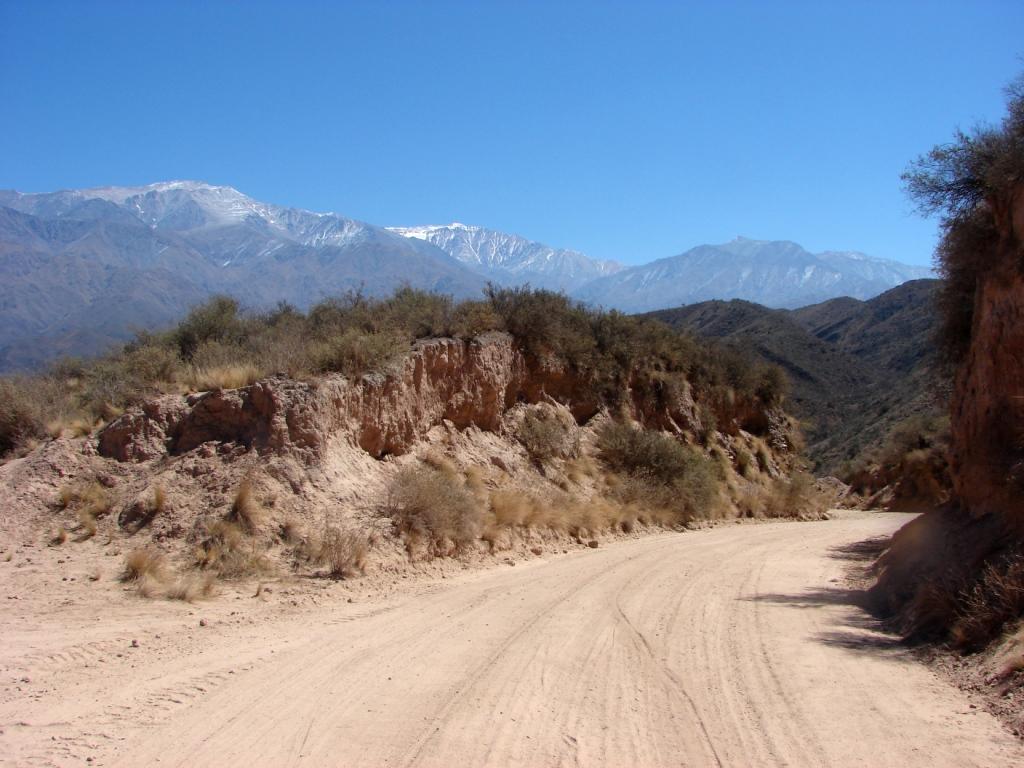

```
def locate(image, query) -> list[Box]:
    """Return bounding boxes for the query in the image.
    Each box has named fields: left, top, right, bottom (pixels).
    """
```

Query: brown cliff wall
left=97, top=331, right=782, bottom=467
left=949, top=189, right=1024, bottom=527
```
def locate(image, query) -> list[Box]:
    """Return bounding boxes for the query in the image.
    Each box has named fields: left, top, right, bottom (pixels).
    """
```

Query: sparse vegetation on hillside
left=0, top=286, right=786, bottom=461
left=596, top=421, right=720, bottom=523
left=842, top=413, right=951, bottom=506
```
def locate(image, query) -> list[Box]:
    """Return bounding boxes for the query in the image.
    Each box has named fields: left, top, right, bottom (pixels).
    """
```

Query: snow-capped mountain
left=0, top=182, right=486, bottom=371
left=388, top=223, right=622, bottom=291
left=0, top=181, right=935, bottom=371
left=575, top=237, right=935, bottom=312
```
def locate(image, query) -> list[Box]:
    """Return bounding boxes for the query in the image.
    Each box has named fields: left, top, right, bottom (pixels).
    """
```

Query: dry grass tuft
left=183, top=363, right=262, bottom=392
left=490, top=491, right=535, bottom=527
left=165, top=572, right=216, bottom=602
left=76, top=508, right=98, bottom=540
left=46, top=417, right=95, bottom=439
left=195, top=519, right=271, bottom=578
left=735, top=448, right=754, bottom=478
left=58, top=481, right=113, bottom=518
left=421, top=451, right=459, bottom=479
left=121, top=548, right=166, bottom=582
left=387, top=465, right=481, bottom=556
left=317, top=527, right=369, bottom=578
left=49, top=526, right=68, bottom=546
left=279, top=516, right=303, bottom=544
left=565, top=456, right=598, bottom=484
left=951, top=554, right=1024, bottom=651
left=153, top=484, right=166, bottom=515
left=229, top=478, right=263, bottom=534
left=464, top=465, right=488, bottom=501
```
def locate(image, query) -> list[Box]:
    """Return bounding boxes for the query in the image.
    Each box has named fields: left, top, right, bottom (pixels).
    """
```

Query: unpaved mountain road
left=3, top=511, right=1021, bottom=767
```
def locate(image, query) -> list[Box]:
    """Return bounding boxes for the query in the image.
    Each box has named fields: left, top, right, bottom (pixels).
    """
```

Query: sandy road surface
left=2, top=510, right=1021, bottom=767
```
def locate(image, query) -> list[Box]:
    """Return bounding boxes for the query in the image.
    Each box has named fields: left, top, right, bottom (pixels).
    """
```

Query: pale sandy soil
left=2, top=510, right=1021, bottom=767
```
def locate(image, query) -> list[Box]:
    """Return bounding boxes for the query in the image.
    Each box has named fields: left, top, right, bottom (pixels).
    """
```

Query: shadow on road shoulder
left=742, top=534, right=907, bottom=656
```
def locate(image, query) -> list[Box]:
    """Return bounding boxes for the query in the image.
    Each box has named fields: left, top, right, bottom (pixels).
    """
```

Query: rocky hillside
left=869, top=77, right=1024, bottom=694
left=647, top=279, right=942, bottom=473
left=0, top=290, right=823, bottom=605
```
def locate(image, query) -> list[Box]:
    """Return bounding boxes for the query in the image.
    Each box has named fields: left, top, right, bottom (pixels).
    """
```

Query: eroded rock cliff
left=949, top=190, right=1024, bottom=526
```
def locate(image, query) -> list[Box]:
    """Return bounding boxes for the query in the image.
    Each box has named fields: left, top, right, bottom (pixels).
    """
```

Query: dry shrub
left=421, top=450, right=459, bottom=478
left=49, top=526, right=68, bottom=546
left=387, top=465, right=481, bottom=556
left=165, top=572, right=216, bottom=602
left=317, top=527, right=368, bottom=578
left=517, top=409, right=578, bottom=462
left=868, top=507, right=1024, bottom=649
left=279, top=516, right=303, bottom=544
left=196, top=519, right=270, bottom=578
left=735, top=448, right=754, bottom=478
left=76, top=508, right=98, bottom=540
left=0, top=377, right=47, bottom=456
left=121, top=548, right=166, bottom=582
left=464, top=465, right=488, bottom=501
left=763, top=471, right=825, bottom=519
left=565, top=456, right=598, bottom=484
left=309, top=329, right=406, bottom=377
left=952, top=554, right=1024, bottom=650
left=597, top=421, right=720, bottom=524
left=228, top=478, right=263, bottom=534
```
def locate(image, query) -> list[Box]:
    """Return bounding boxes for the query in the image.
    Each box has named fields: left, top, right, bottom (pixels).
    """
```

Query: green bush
left=597, top=421, right=719, bottom=521
left=173, top=296, right=245, bottom=360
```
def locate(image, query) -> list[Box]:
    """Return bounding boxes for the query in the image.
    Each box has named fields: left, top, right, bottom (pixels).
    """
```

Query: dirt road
left=3, top=511, right=1021, bottom=767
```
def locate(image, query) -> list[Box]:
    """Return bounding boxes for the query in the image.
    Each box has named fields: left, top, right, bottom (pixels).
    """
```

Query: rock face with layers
left=949, top=189, right=1024, bottom=527
left=97, top=332, right=783, bottom=466
left=100, top=333, right=527, bottom=463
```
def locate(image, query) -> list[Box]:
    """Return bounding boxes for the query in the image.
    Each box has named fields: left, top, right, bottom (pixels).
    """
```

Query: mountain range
left=647, top=279, right=943, bottom=471
left=387, top=223, right=622, bottom=292
left=575, top=238, right=933, bottom=311
left=0, top=181, right=933, bottom=371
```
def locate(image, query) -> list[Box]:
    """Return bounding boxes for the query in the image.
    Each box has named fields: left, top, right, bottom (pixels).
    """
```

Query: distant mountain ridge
left=647, top=279, right=943, bottom=471
left=0, top=180, right=934, bottom=372
left=387, top=222, right=622, bottom=292
left=577, top=237, right=934, bottom=311
left=0, top=181, right=486, bottom=371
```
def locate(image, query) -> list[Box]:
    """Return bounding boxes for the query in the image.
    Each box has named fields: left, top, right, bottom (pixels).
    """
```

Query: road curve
left=7, top=511, right=1023, bottom=767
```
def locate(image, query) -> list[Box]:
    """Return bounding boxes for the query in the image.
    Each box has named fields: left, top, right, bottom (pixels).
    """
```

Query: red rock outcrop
left=98, top=331, right=787, bottom=466
left=948, top=188, right=1024, bottom=527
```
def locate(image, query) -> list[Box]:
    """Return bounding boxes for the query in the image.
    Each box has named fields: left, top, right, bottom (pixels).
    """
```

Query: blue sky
left=1, top=1, right=1021, bottom=267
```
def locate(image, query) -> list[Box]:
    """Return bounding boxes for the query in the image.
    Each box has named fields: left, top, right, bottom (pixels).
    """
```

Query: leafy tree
left=902, top=74, right=1024, bottom=364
